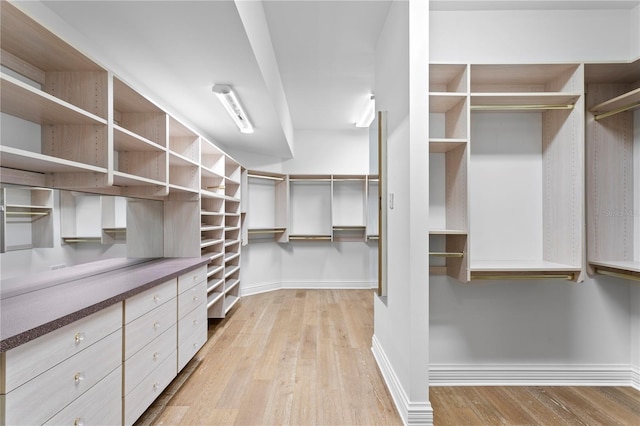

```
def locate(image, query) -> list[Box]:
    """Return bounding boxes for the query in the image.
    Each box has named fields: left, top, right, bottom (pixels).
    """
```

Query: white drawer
left=124, top=297, right=177, bottom=360
left=124, top=278, right=176, bottom=324
left=124, top=323, right=177, bottom=395
left=3, top=330, right=122, bottom=426
left=178, top=300, right=206, bottom=344
left=177, top=265, right=207, bottom=294
left=178, top=279, right=206, bottom=319
left=1, top=303, right=121, bottom=393
left=124, top=350, right=177, bottom=426
left=44, top=365, right=122, bottom=426
left=178, top=320, right=207, bottom=372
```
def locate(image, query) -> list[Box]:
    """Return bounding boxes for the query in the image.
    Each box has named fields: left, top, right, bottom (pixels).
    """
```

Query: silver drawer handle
left=153, top=351, right=160, bottom=361
left=153, top=295, right=161, bottom=303
left=73, top=371, right=84, bottom=384
left=153, top=321, right=160, bottom=330
left=153, top=382, right=160, bottom=390
left=193, top=295, right=199, bottom=302
left=193, top=319, right=198, bottom=326
left=74, top=417, right=84, bottom=426
left=74, top=332, right=85, bottom=344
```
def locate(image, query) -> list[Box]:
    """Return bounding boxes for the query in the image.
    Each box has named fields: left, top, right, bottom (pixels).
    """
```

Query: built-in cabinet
left=585, top=60, right=640, bottom=282
left=0, top=263, right=208, bottom=426
left=245, top=172, right=378, bottom=243
left=429, top=63, right=585, bottom=282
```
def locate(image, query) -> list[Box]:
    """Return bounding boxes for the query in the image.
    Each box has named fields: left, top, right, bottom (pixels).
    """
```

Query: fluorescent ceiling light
left=355, top=95, right=375, bottom=128
left=212, top=84, right=254, bottom=134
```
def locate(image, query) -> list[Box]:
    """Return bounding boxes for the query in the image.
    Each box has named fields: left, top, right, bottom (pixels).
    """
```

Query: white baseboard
left=632, top=366, right=640, bottom=391
left=430, top=363, right=637, bottom=387
left=240, top=280, right=376, bottom=297
left=372, top=335, right=433, bottom=426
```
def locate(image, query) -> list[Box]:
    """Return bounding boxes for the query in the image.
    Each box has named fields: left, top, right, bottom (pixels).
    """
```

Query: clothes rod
left=471, top=104, right=574, bottom=111
left=289, top=236, right=332, bottom=240
left=429, top=252, right=464, bottom=258
left=289, top=178, right=332, bottom=182
left=472, top=274, right=574, bottom=280
left=5, top=211, right=49, bottom=216
left=594, top=101, right=640, bottom=121
left=595, top=268, right=640, bottom=282
left=247, top=173, right=285, bottom=181
left=248, top=229, right=286, bottom=234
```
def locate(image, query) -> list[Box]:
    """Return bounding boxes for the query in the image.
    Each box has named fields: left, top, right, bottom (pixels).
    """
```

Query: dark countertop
left=0, top=257, right=209, bottom=352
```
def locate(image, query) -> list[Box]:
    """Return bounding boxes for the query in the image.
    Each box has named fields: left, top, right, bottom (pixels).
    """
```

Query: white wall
left=372, top=0, right=432, bottom=423
left=429, top=5, right=640, bottom=385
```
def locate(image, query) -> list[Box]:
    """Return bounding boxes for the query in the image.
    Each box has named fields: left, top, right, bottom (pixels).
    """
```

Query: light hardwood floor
left=136, top=289, right=640, bottom=426
left=136, top=289, right=401, bottom=425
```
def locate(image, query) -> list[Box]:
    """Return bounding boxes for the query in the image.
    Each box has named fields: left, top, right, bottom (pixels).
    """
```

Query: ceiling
left=29, top=0, right=392, bottom=160
left=17, top=0, right=638, bottom=160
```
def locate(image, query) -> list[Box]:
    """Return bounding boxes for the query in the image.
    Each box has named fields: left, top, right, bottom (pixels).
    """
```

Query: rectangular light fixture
left=355, top=94, right=375, bottom=128
left=212, top=84, right=254, bottom=134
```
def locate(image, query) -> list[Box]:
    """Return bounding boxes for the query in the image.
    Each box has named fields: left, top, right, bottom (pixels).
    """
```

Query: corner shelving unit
left=585, top=60, right=640, bottom=282
left=246, top=170, right=289, bottom=242
left=468, top=63, right=584, bottom=282
left=0, top=187, right=54, bottom=252
left=0, top=1, right=109, bottom=190
left=428, top=64, right=470, bottom=282
left=222, top=156, right=242, bottom=316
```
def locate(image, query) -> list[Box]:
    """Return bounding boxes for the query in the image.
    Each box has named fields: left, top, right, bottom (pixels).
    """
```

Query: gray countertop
left=0, top=257, right=209, bottom=352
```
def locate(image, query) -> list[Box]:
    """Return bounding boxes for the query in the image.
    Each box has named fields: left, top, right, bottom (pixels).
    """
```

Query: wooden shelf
left=114, top=125, right=165, bottom=152
left=207, top=278, right=224, bottom=294
left=470, top=260, right=581, bottom=272
left=0, top=146, right=108, bottom=175
left=224, top=295, right=240, bottom=314
left=429, top=229, right=467, bottom=235
left=430, top=93, right=467, bottom=113
left=201, top=238, right=224, bottom=249
left=206, top=291, right=224, bottom=309
left=470, top=93, right=580, bottom=109
left=429, top=139, right=467, bottom=153
left=1, top=74, right=108, bottom=125
left=225, top=265, right=240, bottom=278
left=225, top=279, right=240, bottom=293
left=588, top=87, right=640, bottom=119
left=112, top=171, right=166, bottom=188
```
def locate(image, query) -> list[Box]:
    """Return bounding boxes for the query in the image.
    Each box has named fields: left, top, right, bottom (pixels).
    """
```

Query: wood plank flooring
left=430, top=386, right=640, bottom=426
left=135, top=289, right=401, bottom=426
left=136, top=289, right=640, bottom=426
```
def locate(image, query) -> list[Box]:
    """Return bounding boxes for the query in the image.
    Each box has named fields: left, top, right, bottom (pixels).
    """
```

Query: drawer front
left=3, top=303, right=121, bottom=393
left=177, top=265, right=207, bottom=294
left=178, top=279, right=206, bottom=319
left=4, top=330, right=122, bottom=426
left=44, top=365, right=122, bottom=426
left=124, top=323, right=177, bottom=395
left=178, top=300, right=206, bottom=344
left=124, top=350, right=177, bottom=426
left=178, top=320, right=207, bottom=372
left=124, top=278, right=176, bottom=324
left=124, top=297, right=177, bottom=360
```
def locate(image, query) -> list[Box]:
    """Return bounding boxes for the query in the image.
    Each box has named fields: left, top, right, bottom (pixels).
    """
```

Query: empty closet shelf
left=589, top=87, right=640, bottom=120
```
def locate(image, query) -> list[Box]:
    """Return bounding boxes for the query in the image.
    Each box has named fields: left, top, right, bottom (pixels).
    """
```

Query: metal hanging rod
left=429, top=252, right=464, bottom=258
left=594, top=101, right=640, bottom=121
left=247, top=173, right=285, bottom=181
left=595, top=268, right=640, bottom=282
left=289, top=235, right=332, bottom=240
left=471, top=274, right=574, bottom=281
left=6, top=211, right=49, bottom=216
left=248, top=228, right=286, bottom=234
left=471, top=104, right=574, bottom=111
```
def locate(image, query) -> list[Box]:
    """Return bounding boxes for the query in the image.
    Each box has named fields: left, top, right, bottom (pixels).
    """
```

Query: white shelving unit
left=246, top=171, right=289, bottom=243
left=429, top=64, right=469, bottom=281
left=428, top=63, right=585, bottom=282
left=585, top=60, right=640, bottom=282
left=289, top=175, right=333, bottom=241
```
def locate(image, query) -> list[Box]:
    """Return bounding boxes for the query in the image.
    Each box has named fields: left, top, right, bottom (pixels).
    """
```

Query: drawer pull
left=153, top=351, right=160, bottom=361
left=193, top=295, right=199, bottom=302
left=193, top=319, right=198, bottom=326
left=153, top=382, right=160, bottom=391
left=193, top=343, right=198, bottom=349
left=74, top=332, right=85, bottom=344
left=153, top=321, right=160, bottom=330
left=73, top=371, right=84, bottom=384
left=153, top=295, right=161, bottom=303
left=193, top=275, right=197, bottom=281
left=74, top=417, right=84, bottom=426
